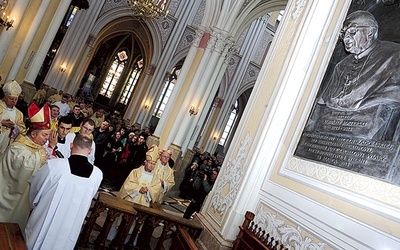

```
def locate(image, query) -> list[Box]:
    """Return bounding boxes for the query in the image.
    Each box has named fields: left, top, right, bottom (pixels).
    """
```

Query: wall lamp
left=59, top=64, right=67, bottom=73
left=189, top=106, right=199, bottom=116
left=144, top=103, right=150, bottom=110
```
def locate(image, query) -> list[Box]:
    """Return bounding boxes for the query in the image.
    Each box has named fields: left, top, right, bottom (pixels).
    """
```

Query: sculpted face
left=341, top=24, right=372, bottom=54
left=340, top=13, right=377, bottom=55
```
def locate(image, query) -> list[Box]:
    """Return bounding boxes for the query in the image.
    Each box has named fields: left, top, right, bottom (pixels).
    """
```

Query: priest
left=0, top=102, right=51, bottom=230
left=25, top=134, right=102, bottom=250
left=0, top=80, right=26, bottom=153
left=118, top=145, right=162, bottom=207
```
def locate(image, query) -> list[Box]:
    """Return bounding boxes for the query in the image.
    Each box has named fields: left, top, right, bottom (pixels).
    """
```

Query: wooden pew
left=170, top=227, right=199, bottom=250
left=0, top=223, right=28, bottom=250
left=233, top=211, right=287, bottom=250
left=77, top=192, right=203, bottom=250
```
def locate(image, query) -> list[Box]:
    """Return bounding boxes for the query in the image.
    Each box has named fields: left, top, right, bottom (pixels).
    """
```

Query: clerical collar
left=58, top=137, right=66, bottom=144
left=354, top=41, right=377, bottom=60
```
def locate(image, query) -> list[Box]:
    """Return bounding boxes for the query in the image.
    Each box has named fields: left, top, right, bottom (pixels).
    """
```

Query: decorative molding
left=211, top=132, right=251, bottom=215
left=168, top=0, right=181, bottom=16
left=193, top=26, right=205, bottom=47
left=175, top=27, right=196, bottom=55
left=223, top=39, right=236, bottom=64
left=214, top=32, right=228, bottom=53
left=256, top=207, right=327, bottom=250
left=291, top=0, right=307, bottom=21
left=225, top=53, right=241, bottom=83
left=156, top=17, right=175, bottom=48
left=192, top=0, right=206, bottom=27
left=285, top=157, right=400, bottom=207
left=100, top=0, right=126, bottom=16
left=240, top=62, right=260, bottom=89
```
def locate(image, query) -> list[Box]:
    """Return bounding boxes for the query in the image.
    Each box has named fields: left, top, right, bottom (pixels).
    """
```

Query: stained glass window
left=99, top=50, right=128, bottom=98
left=119, top=59, right=143, bottom=105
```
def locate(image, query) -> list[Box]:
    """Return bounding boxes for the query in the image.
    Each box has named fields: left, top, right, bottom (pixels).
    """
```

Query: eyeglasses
left=339, top=25, right=373, bottom=40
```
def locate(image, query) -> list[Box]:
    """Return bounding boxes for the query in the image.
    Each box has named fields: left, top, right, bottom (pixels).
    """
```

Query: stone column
left=0, top=0, right=30, bottom=65
left=7, top=0, right=52, bottom=81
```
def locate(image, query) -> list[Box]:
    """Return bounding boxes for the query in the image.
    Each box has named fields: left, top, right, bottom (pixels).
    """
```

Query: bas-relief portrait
left=295, top=0, right=400, bottom=186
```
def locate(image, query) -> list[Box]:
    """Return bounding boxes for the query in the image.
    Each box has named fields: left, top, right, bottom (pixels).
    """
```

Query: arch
left=201, top=0, right=223, bottom=28
left=231, top=0, right=288, bottom=39
left=90, top=6, right=164, bottom=65
left=236, top=80, right=256, bottom=100
left=217, top=72, right=229, bottom=100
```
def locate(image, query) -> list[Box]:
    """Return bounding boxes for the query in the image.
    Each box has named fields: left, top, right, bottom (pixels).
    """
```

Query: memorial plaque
left=295, top=1, right=400, bottom=186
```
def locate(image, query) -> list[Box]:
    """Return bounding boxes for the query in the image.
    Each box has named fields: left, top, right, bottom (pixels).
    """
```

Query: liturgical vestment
left=25, top=158, right=102, bottom=250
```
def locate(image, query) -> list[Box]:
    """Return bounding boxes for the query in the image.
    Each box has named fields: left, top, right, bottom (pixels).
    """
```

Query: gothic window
left=219, top=101, right=238, bottom=146
left=119, top=59, right=143, bottom=105
left=99, top=50, right=128, bottom=98
left=153, top=67, right=181, bottom=118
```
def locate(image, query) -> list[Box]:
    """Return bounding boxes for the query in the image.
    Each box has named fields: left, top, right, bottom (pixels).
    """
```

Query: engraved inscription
left=295, top=132, right=399, bottom=180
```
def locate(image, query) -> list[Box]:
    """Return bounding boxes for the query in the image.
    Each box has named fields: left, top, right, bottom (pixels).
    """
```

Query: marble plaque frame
left=294, top=0, right=400, bottom=185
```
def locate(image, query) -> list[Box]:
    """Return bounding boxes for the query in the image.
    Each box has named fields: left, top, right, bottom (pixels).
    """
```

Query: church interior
left=0, top=0, right=399, bottom=249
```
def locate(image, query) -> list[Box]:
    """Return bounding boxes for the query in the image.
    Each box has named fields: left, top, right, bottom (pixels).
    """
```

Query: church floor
left=76, top=181, right=192, bottom=250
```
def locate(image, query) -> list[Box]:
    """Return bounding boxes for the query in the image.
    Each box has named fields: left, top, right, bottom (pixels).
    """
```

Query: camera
left=197, top=169, right=212, bottom=178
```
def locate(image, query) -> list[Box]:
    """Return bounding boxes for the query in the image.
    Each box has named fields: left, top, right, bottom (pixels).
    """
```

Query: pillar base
left=147, top=135, right=160, bottom=148
left=195, top=213, right=233, bottom=250
left=171, top=147, right=196, bottom=192
left=21, top=80, right=37, bottom=104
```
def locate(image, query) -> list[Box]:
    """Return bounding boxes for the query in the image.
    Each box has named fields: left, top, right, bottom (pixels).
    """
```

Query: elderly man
left=25, top=134, right=102, bottom=250
left=0, top=80, right=26, bottom=153
left=118, top=146, right=162, bottom=207
left=0, top=103, right=51, bottom=230
left=311, top=10, right=400, bottom=141
left=153, top=148, right=175, bottom=204
left=318, top=10, right=400, bottom=111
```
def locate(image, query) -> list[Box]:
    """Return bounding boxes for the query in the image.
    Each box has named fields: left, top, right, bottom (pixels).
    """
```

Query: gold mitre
left=146, top=145, right=160, bottom=162
left=3, top=80, right=22, bottom=97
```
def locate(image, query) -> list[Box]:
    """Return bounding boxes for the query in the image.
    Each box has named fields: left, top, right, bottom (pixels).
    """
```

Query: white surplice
left=25, top=158, right=102, bottom=250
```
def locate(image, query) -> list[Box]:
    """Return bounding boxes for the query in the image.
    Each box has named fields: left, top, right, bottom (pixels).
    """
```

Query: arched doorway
left=78, top=17, right=154, bottom=115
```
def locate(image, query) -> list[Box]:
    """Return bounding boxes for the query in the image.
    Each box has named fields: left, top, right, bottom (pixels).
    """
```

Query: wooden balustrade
left=77, top=192, right=203, bottom=250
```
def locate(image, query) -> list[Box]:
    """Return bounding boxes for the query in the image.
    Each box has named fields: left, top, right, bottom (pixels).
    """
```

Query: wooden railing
left=77, top=192, right=203, bottom=250
left=232, top=211, right=287, bottom=250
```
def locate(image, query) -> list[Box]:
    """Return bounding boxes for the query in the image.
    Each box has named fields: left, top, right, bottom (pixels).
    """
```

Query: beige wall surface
left=203, top=0, right=400, bottom=249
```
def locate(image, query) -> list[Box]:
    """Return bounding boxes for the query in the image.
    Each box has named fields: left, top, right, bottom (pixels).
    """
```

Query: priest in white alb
left=25, top=134, right=103, bottom=250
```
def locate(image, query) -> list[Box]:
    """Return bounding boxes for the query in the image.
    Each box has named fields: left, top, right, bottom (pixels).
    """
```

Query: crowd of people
left=180, top=150, right=221, bottom=219
left=0, top=80, right=220, bottom=249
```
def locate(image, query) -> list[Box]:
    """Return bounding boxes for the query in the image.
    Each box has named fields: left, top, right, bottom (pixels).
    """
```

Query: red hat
left=28, top=103, right=51, bottom=130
